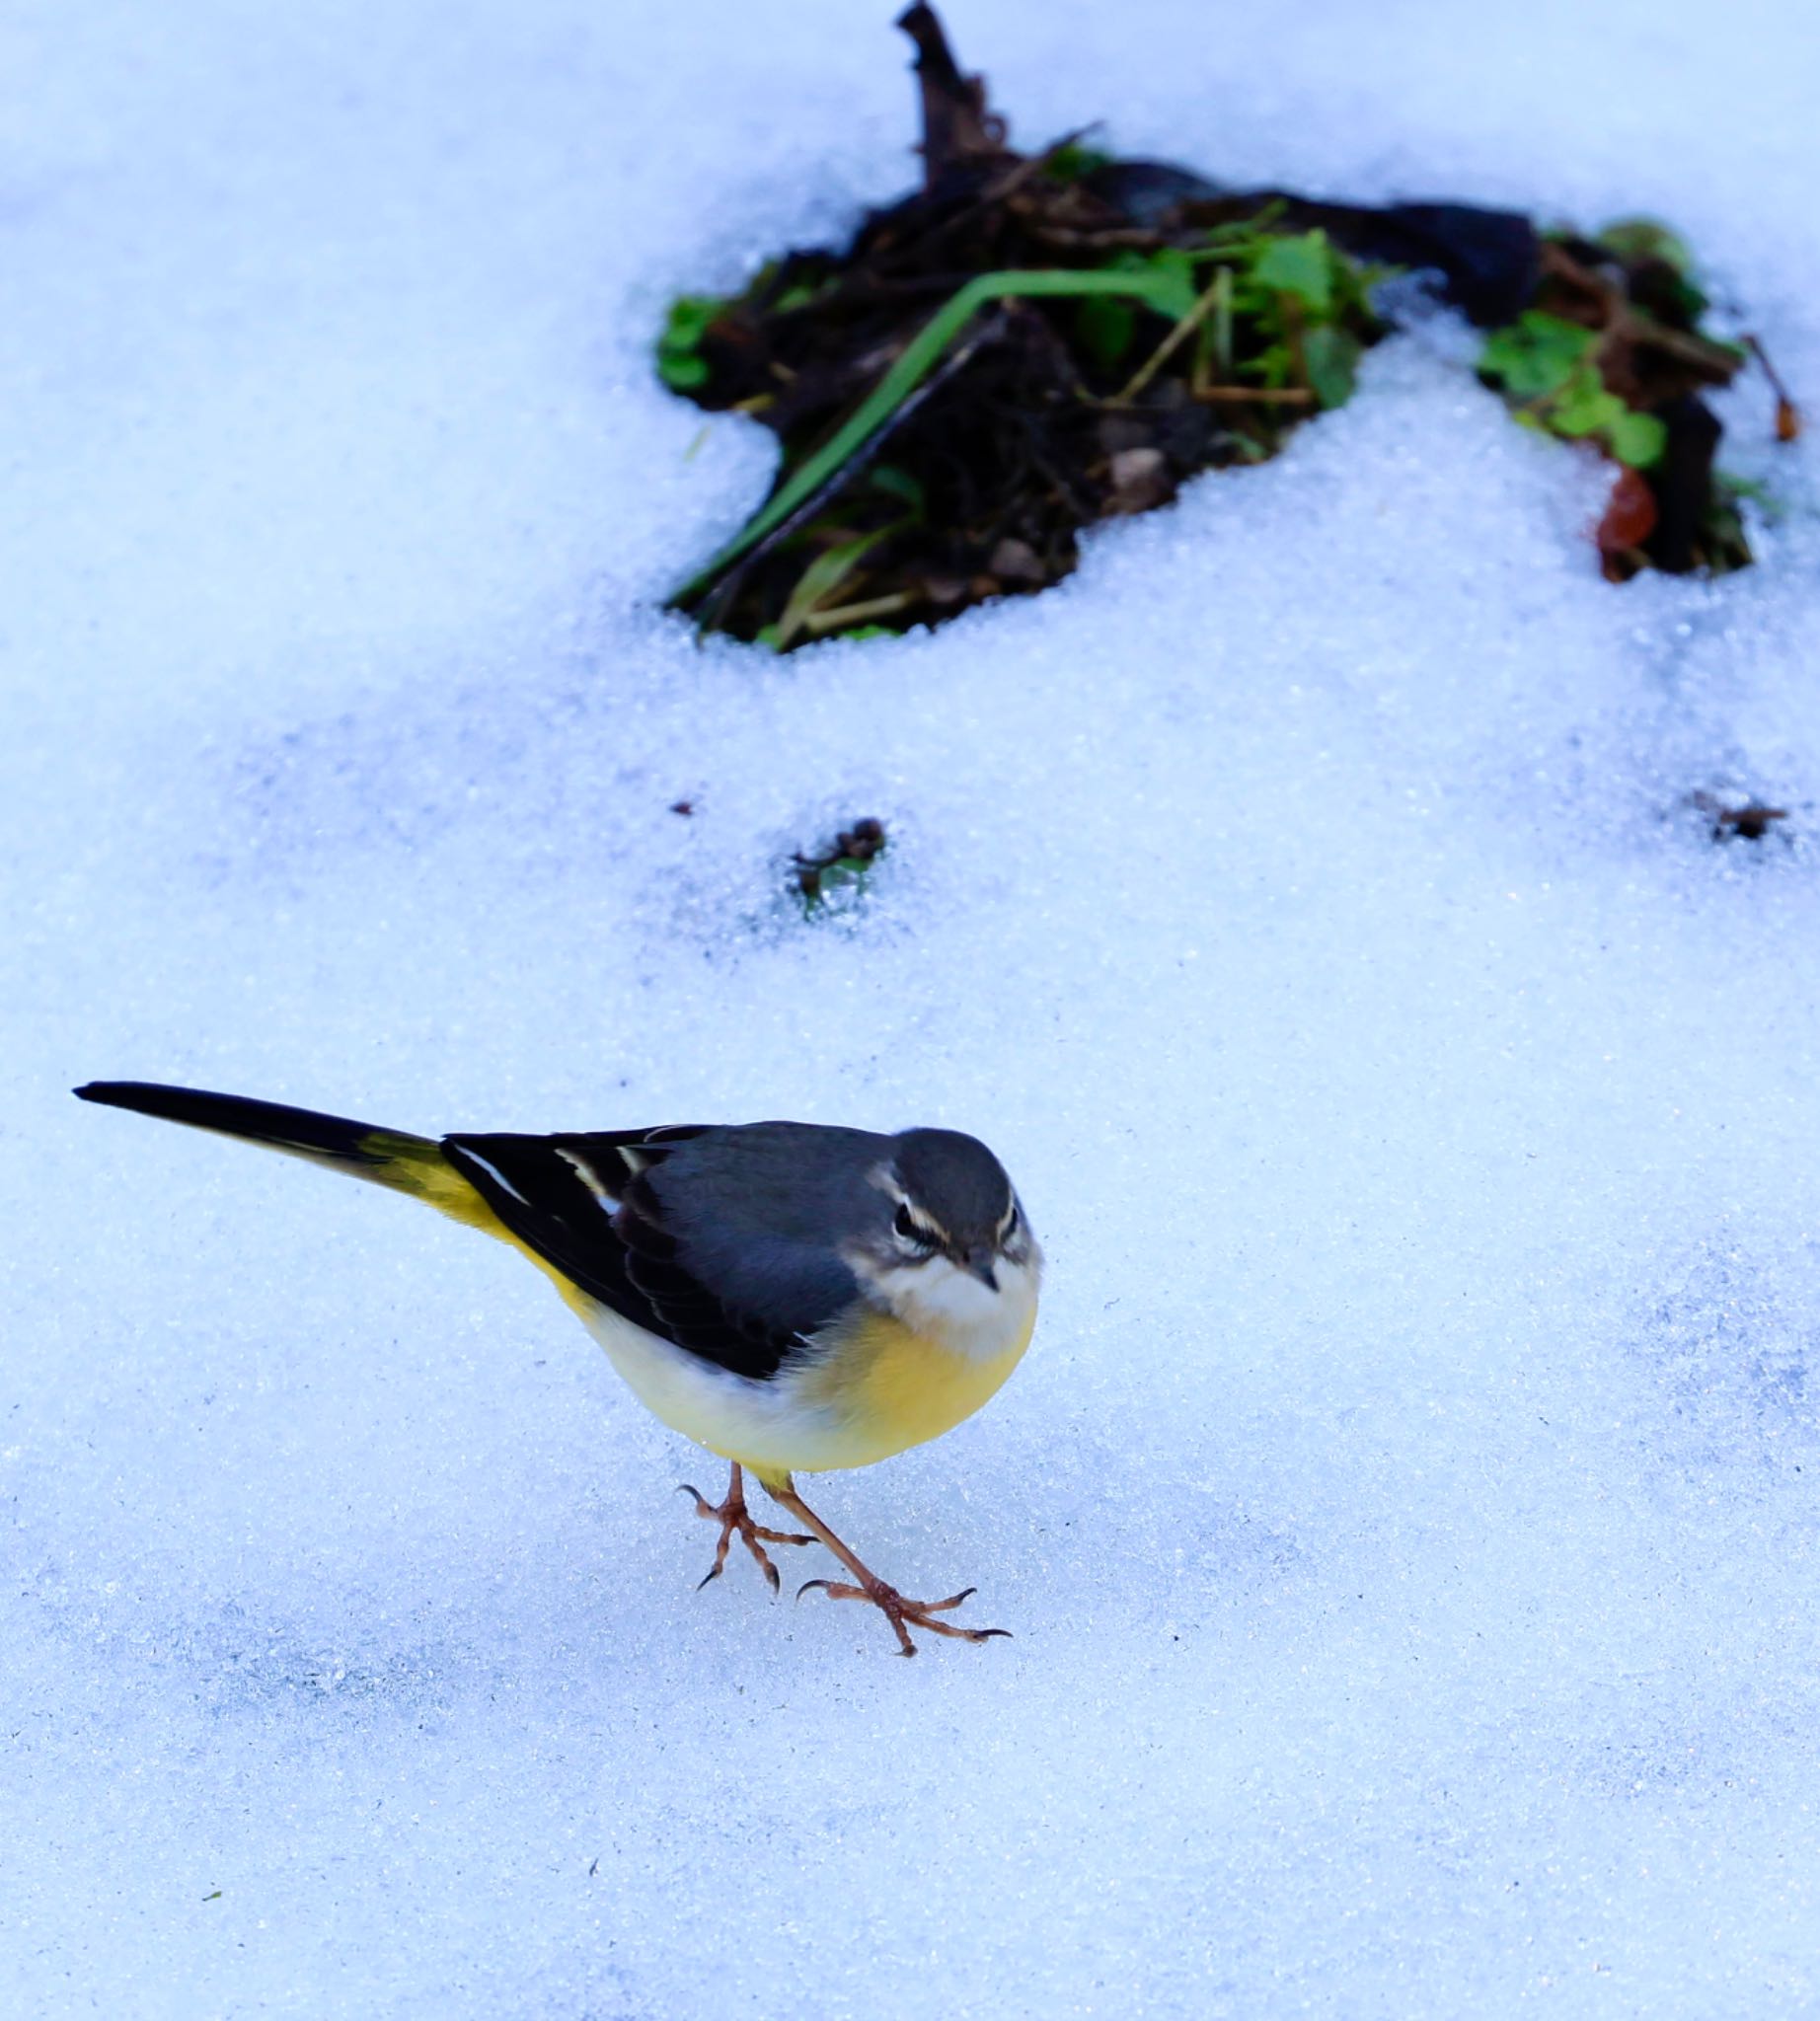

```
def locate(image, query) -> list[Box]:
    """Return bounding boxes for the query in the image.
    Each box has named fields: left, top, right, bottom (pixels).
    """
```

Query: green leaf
left=1251, top=232, right=1334, bottom=316
left=1608, top=411, right=1668, bottom=469
left=1043, top=142, right=1113, bottom=185
left=661, top=295, right=721, bottom=349
left=1097, top=248, right=1199, bottom=324
left=775, top=529, right=890, bottom=647
left=1596, top=218, right=1695, bottom=276
left=1245, top=339, right=1294, bottom=389
left=867, top=465, right=926, bottom=515
left=1479, top=312, right=1596, bottom=398
left=1146, top=249, right=1201, bottom=323
left=656, top=293, right=727, bottom=393
left=1301, top=326, right=1360, bottom=409
left=1553, top=397, right=1622, bottom=438
left=1550, top=365, right=1624, bottom=438
left=1077, top=293, right=1138, bottom=370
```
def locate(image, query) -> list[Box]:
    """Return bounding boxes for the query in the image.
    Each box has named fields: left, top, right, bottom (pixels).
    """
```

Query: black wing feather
left=441, top=1126, right=806, bottom=1382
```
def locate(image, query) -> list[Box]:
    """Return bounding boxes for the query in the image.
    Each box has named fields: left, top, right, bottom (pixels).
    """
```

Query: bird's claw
left=796, top=1573, right=1010, bottom=1655
left=678, top=1477, right=812, bottom=1595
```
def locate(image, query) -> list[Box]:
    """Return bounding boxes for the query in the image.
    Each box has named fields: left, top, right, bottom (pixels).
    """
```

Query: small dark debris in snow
left=795, top=818, right=888, bottom=910
left=1692, top=791, right=1789, bottom=842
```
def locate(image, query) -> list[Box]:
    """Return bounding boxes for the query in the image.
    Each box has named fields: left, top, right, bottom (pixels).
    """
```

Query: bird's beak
left=957, top=1247, right=998, bottom=1292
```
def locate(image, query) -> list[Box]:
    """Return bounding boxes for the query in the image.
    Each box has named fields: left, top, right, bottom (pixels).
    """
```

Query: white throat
left=873, top=1250, right=1042, bottom=1361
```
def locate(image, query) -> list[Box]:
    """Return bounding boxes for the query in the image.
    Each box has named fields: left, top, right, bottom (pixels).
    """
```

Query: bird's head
left=846, top=1128, right=1042, bottom=1345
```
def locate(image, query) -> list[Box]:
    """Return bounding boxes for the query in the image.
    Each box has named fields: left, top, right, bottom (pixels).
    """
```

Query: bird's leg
left=677, top=1461, right=814, bottom=1594
left=760, top=1475, right=1010, bottom=1658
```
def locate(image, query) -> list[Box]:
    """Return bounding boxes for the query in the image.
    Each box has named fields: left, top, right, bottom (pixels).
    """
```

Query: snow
left=6, top=0, right=1820, bottom=2013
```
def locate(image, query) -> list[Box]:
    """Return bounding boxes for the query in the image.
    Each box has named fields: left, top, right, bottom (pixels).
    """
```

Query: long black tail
left=73, top=1081, right=465, bottom=1213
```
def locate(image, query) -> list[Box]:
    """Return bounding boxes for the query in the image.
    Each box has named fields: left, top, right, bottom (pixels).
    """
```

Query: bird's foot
left=678, top=1464, right=814, bottom=1594
left=759, top=1476, right=1012, bottom=1657
left=797, top=1574, right=1011, bottom=1657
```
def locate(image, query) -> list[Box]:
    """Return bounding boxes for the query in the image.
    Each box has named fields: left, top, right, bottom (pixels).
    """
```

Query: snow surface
left=7, top=0, right=1820, bottom=2013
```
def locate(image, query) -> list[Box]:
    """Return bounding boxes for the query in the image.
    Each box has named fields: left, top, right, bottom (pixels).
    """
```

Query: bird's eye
left=894, top=1204, right=932, bottom=1246
left=1004, top=1207, right=1020, bottom=1240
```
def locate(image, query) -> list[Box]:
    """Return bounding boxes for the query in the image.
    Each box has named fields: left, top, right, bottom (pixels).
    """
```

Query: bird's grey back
left=650, top=1122, right=897, bottom=1345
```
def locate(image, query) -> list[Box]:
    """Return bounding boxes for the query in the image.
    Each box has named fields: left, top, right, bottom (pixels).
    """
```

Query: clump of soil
left=663, top=4, right=1791, bottom=649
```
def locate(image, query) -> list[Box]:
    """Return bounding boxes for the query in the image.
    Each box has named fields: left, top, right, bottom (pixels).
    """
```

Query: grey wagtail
left=74, top=1081, right=1043, bottom=1655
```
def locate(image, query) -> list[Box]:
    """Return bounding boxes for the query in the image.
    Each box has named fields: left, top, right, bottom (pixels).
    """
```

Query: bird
left=73, top=1080, right=1043, bottom=1655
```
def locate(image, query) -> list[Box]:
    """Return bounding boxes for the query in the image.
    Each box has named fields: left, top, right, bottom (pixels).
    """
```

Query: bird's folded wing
left=441, top=1127, right=812, bottom=1382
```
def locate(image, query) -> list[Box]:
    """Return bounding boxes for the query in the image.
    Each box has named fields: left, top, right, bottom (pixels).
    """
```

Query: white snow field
left=6, top=0, right=1820, bottom=2013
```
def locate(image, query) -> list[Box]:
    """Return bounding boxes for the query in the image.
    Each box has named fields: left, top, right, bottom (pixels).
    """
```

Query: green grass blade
left=671, top=268, right=1195, bottom=604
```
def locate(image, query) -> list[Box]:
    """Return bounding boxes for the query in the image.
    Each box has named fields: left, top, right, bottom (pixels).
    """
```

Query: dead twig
left=1745, top=335, right=1803, bottom=442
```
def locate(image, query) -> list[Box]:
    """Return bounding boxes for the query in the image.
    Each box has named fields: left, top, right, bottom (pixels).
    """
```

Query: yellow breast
left=798, top=1302, right=1037, bottom=1471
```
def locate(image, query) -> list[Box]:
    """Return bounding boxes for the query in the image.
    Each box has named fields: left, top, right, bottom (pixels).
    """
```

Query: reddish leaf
left=1597, top=466, right=1657, bottom=575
